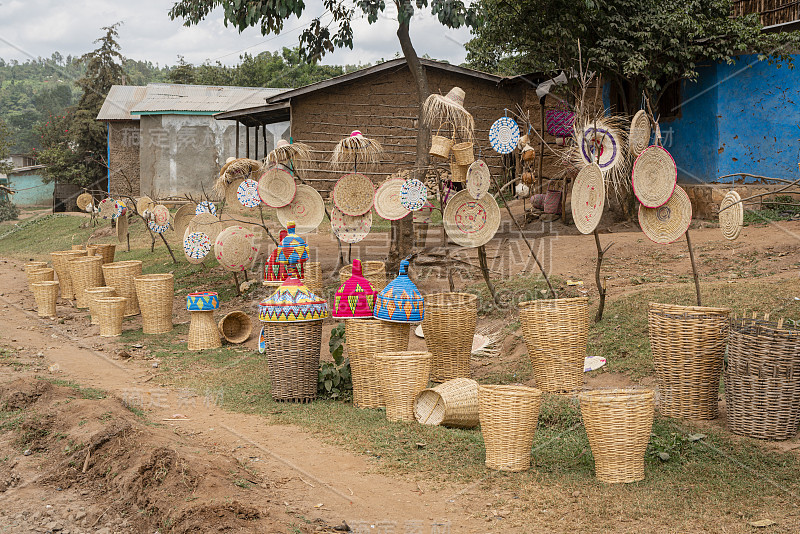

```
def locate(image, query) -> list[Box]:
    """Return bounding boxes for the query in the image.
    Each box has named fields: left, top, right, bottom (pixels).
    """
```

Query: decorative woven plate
left=136, top=196, right=156, bottom=215
left=98, top=198, right=117, bottom=220
left=374, top=177, right=410, bottom=221
left=719, top=190, right=743, bottom=241
left=489, top=117, right=520, bottom=154
left=224, top=177, right=245, bottom=208
left=187, top=213, right=223, bottom=243
left=148, top=219, right=169, bottom=234
left=466, top=159, right=491, bottom=200
left=330, top=207, right=372, bottom=244
left=629, top=110, right=651, bottom=156
left=173, top=203, right=197, bottom=237
left=214, top=226, right=258, bottom=272
left=76, top=193, right=93, bottom=212
left=579, top=124, right=622, bottom=170
left=443, top=189, right=501, bottom=248
left=638, top=185, right=692, bottom=244
left=333, top=173, right=375, bottom=216
left=183, top=229, right=212, bottom=264
left=258, top=167, right=297, bottom=208
left=276, top=184, right=325, bottom=234
left=152, top=204, right=170, bottom=225
left=196, top=201, right=217, bottom=216
left=237, top=178, right=261, bottom=208
left=116, top=212, right=128, bottom=243
left=632, top=145, right=677, bottom=208
left=400, top=179, right=428, bottom=211
left=571, top=163, right=605, bottom=235
left=114, top=200, right=127, bottom=218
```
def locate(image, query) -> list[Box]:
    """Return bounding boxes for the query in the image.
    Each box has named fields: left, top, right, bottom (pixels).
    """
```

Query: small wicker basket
left=50, top=250, right=87, bottom=300
left=346, top=318, right=410, bottom=409
left=93, top=243, right=116, bottom=265
left=430, top=134, right=454, bottom=159
left=262, top=321, right=322, bottom=402
left=339, top=261, right=387, bottom=292
left=188, top=310, right=221, bottom=350
left=31, top=281, right=59, bottom=318
left=95, top=296, right=127, bottom=337
left=579, top=389, right=655, bottom=483
left=452, top=142, right=475, bottom=166
left=134, top=273, right=174, bottom=334
left=218, top=311, right=252, bottom=344
left=478, top=385, right=542, bottom=472
left=102, top=260, right=142, bottom=316
left=27, top=268, right=55, bottom=288
left=85, top=286, right=116, bottom=325
left=449, top=161, right=468, bottom=183
left=422, top=293, right=477, bottom=382
left=375, top=351, right=432, bottom=422
left=519, top=297, right=589, bottom=393
left=68, top=256, right=104, bottom=309
left=414, top=377, right=479, bottom=428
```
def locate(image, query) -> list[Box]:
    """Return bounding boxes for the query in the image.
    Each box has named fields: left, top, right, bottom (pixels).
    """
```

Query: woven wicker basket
left=346, top=318, right=410, bottom=409
left=93, top=243, right=116, bottom=265
left=31, top=281, right=59, bottom=318
left=71, top=244, right=85, bottom=251
left=725, top=317, right=800, bottom=440
left=85, top=287, right=116, bottom=325
left=414, top=377, right=479, bottom=428
left=218, top=311, right=252, bottom=344
left=375, top=351, right=432, bottom=422
left=68, top=256, right=103, bottom=309
left=188, top=310, right=221, bottom=350
left=27, top=268, right=55, bottom=288
left=648, top=302, right=730, bottom=419
left=303, top=262, right=323, bottom=296
left=86, top=245, right=98, bottom=257
left=102, top=260, right=142, bottom=316
left=24, top=261, right=48, bottom=284
left=263, top=320, right=322, bottom=402
left=423, top=293, right=477, bottom=382
left=430, top=134, right=454, bottom=159
left=449, top=161, right=468, bottom=183
left=519, top=297, right=589, bottom=393
left=452, top=142, right=475, bottom=165
left=339, top=261, right=387, bottom=292
left=579, top=389, right=655, bottom=483
left=478, top=385, right=542, bottom=472
left=134, top=273, right=174, bottom=334
left=50, top=250, right=87, bottom=300
left=95, top=296, right=126, bottom=337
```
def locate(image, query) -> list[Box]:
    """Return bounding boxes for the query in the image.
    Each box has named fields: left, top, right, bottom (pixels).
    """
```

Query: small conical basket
left=303, top=262, right=323, bottom=296
left=68, top=256, right=104, bottom=309
left=102, top=260, right=142, bottom=316
left=414, top=377, right=479, bottom=428
left=375, top=351, right=432, bottom=422
left=93, top=243, right=116, bottom=265
left=31, top=281, right=59, bottom=318
left=579, top=389, right=655, bottom=483
left=50, top=250, right=87, bottom=300
left=423, top=293, right=477, bottom=382
left=27, top=268, right=55, bottom=289
left=478, top=385, right=542, bottom=472
left=519, top=297, right=589, bottom=393
left=188, top=310, right=221, bottom=350
left=96, top=296, right=126, bottom=337
left=346, top=318, right=410, bottom=409
left=86, top=286, right=116, bottom=325
left=262, top=320, right=323, bottom=402
left=339, top=261, right=387, bottom=292
left=134, top=273, right=174, bottom=334
left=218, top=311, right=252, bottom=344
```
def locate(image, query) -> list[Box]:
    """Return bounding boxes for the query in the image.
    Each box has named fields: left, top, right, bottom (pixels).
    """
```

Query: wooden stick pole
left=477, top=245, right=499, bottom=305
left=685, top=229, right=702, bottom=306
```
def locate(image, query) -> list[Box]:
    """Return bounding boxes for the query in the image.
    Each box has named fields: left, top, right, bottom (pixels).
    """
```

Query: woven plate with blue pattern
left=489, top=117, right=520, bottom=154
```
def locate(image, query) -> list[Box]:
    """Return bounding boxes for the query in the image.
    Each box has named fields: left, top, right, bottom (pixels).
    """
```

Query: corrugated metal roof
left=131, top=83, right=288, bottom=114
left=96, top=85, right=148, bottom=121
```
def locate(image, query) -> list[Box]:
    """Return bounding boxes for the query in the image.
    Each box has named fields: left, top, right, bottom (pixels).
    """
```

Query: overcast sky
left=0, top=0, right=473, bottom=68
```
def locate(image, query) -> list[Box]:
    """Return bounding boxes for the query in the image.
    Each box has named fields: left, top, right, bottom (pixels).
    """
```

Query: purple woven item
left=543, top=190, right=562, bottom=214
left=546, top=106, right=576, bottom=138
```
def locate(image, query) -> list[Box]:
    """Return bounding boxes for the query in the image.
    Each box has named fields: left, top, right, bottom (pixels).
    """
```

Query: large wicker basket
left=262, top=321, right=323, bottom=403
left=50, top=250, right=87, bottom=300
left=95, top=296, right=126, bottom=337
left=218, top=311, right=252, bottom=344
left=346, top=318, right=410, bottom=409
left=339, top=261, right=387, bottom=292
left=414, top=377, right=479, bottom=428
left=85, top=286, right=116, bottom=325
left=68, top=256, right=103, bottom=309
left=375, top=351, right=432, bottom=422
left=648, top=303, right=730, bottom=419
left=93, top=243, right=116, bottom=265
left=134, top=273, right=174, bottom=334
left=725, top=317, right=800, bottom=440
left=31, top=281, right=59, bottom=318
left=102, top=260, right=142, bottom=316
left=478, top=385, right=542, bottom=472
left=519, top=297, right=589, bottom=393
left=423, top=293, right=477, bottom=382
left=579, top=389, right=655, bottom=483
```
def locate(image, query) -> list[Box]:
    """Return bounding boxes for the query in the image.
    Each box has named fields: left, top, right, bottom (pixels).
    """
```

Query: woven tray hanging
left=570, top=163, right=605, bottom=235
left=258, top=167, right=297, bottom=208
left=638, top=185, right=692, bottom=244
left=466, top=160, right=491, bottom=200
left=330, top=207, right=372, bottom=244
left=632, top=145, right=677, bottom=208
left=183, top=228, right=213, bottom=264
left=374, top=177, right=411, bottom=221
left=399, top=179, right=428, bottom=211
left=578, top=123, right=623, bottom=171
left=442, top=190, right=501, bottom=248
left=489, top=117, right=519, bottom=155
left=719, top=190, right=743, bottom=241
left=629, top=110, right=651, bottom=156
left=173, top=203, right=197, bottom=237
left=214, top=226, right=258, bottom=272
left=333, top=173, right=375, bottom=216
left=195, top=201, right=217, bottom=216
left=276, top=184, right=326, bottom=234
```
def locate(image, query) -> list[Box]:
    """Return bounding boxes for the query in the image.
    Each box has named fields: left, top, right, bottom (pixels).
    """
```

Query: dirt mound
left=169, top=502, right=263, bottom=533
left=0, top=377, right=53, bottom=410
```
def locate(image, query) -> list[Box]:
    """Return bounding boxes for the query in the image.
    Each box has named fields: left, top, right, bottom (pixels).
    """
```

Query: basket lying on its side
left=218, top=311, right=252, bottom=344
left=414, top=377, right=479, bottom=428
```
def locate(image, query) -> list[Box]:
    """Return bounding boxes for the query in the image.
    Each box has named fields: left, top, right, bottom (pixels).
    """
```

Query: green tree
left=0, top=119, right=13, bottom=175
left=167, top=55, right=197, bottom=84
left=465, top=0, right=800, bottom=114
left=169, top=0, right=480, bottom=268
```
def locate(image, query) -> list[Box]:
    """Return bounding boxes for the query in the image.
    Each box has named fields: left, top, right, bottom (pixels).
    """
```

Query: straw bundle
left=422, top=88, right=475, bottom=138
left=266, top=141, right=312, bottom=167
left=213, top=158, right=262, bottom=197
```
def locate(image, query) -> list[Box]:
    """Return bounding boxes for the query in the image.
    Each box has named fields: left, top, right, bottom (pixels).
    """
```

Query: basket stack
left=31, top=281, right=59, bottom=318
left=414, top=378, right=480, bottom=428
left=24, top=262, right=48, bottom=286
left=102, top=260, right=142, bottom=316
left=648, top=303, right=730, bottom=419
left=50, top=250, right=87, bottom=300
left=519, top=297, right=589, bottom=393
left=85, top=287, right=116, bottom=325
left=725, top=317, right=800, bottom=440
left=375, top=351, right=432, bottom=422
left=478, top=385, right=542, bottom=472
left=187, top=292, right=221, bottom=350
left=68, top=256, right=104, bottom=309
left=134, top=273, right=174, bottom=334
left=346, top=318, right=410, bottom=408
left=580, top=389, right=655, bottom=483
left=422, top=293, right=477, bottom=382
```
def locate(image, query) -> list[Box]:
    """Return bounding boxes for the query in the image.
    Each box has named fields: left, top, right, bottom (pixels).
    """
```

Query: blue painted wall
left=7, top=172, right=53, bottom=206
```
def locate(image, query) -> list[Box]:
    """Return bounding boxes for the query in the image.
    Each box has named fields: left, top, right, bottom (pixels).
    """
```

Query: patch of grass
left=41, top=378, right=106, bottom=400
